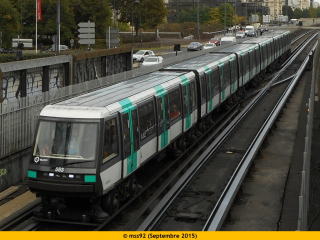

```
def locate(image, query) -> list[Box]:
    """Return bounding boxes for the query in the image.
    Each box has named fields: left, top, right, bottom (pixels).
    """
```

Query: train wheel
left=176, top=136, right=186, bottom=152
left=128, top=176, right=138, bottom=198
left=103, top=189, right=120, bottom=215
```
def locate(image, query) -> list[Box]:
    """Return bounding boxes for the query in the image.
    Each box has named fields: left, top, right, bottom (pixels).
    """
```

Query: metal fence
left=298, top=36, right=320, bottom=230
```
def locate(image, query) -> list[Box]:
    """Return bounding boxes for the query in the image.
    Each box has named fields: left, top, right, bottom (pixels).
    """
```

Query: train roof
left=41, top=70, right=192, bottom=119
left=58, top=71, right=189, bottom=108
left=213, top=43, right=257, bottom=53
left=164, top=53, right=231, bottom=72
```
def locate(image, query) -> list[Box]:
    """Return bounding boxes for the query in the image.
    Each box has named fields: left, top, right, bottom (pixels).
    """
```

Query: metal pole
left=138, top=1, right=142, bottom=48
left=21, top=0, right=22, bottom=37
left=57, top=0, right=60, bottom=56
left=114, top=0, right=116, bottom=28
left=224, top=0, right=226, bottom=33
left=235, top=0, right=236, bottom=27
left=197, top=0, right=200, bottom=39
left=132, top=3, right=134, bottom=48
left=246, top=0, right=247, bottom=26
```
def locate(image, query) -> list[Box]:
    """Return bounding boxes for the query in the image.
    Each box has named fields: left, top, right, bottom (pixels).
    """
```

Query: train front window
left=33, top=121, right=98, bottom=161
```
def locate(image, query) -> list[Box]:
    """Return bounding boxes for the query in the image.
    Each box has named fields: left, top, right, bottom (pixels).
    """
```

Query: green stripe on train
left=204, top=66, right=213, bottom=111
left=180, top=75, right=191, bottom=130
left=154, top=85, right=169, bottom=148
left=119, top=98, right=138, bottom=175
left=218, top=60, right=225, bottom=101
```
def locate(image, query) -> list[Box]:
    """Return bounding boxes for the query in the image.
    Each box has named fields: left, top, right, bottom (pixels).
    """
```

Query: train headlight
left=69, top=174, right=74, bottom=179
left=49, top=173, right=54, bottom=177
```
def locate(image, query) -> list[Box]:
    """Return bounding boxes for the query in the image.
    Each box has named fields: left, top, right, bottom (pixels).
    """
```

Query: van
left=245, top=25, right=255, bottom=35
left=220, top=36, right=236, bottom=45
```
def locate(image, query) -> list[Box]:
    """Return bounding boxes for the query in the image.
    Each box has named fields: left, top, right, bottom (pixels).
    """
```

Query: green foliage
left=219, top=3, right=235, bottom=28
left=0, top=51, right=55, bottom=63
left=293, top=8, right=303, bottom=19
left=0, top=0, right=20, bottom=48
left=282, top=5, right=294, bottom=20
left=117, top=0, right=167, bottom=35
left=177, top=6, right=212, bottom=24
left=118, top=22, right=131, bottom=31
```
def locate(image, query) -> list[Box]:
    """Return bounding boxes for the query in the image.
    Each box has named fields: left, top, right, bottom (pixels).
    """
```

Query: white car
left=133, top=50, right=155, bottom=62
left=236, top=31, right=246, bottom=38
left=203, top=43, right=216, bottom=49
left=141, top=56, right=163, bottom=66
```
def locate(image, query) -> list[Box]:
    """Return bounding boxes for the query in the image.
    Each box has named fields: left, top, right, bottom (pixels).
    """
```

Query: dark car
left=187, top=42, right=203, bottom=51
left=209, top=38, right=220, bottom=46
left=0, top=48, right=15, bottom=54
left=247, top=30, right=257, bottom=37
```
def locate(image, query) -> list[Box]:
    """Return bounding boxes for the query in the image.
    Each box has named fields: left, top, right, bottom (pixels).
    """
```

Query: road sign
left=78, top=22, right=95, bottom=28
left=78, top=39, right=95, bottom=45
left=78, top=28, right=95, bottom=33
left=12, top=39, right=33, bottom=48
left=106, top=28, right=120, bottom=48
left=78, top=33, right=95, bottom=39
left=78, top=22, right=95, bottom=46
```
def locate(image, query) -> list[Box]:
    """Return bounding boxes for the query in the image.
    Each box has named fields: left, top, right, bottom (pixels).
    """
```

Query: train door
left=204, top=66, right=214, bottom=113
left=156, top=93, right=170, bottom=151
left=249, top=48, right=256, bottom=78
left=240, top=51, right=249, bottom=84
left=229, top=56, right=238, bottom=94
left=204, top=66, right=219, bottom=113
left=254, top=45, right=260, bottom=74
left=199, top=74, right=207, bottom=118
left=100, top=116, right=122, bottom=192
left=181, top=82, right=192, bottom=131
left=138, top=100, right=157, bottom=164
left=120, top=106, right=140, bottom=178
left=218, top=59, right=231, bottom=102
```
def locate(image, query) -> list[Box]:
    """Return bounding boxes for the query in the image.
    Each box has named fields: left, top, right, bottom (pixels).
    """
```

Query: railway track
left=0, top=29, right=315, bottom=231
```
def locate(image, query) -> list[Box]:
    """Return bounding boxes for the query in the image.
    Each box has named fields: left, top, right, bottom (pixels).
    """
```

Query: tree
left=73, top=0, right=112, bottom=39
left=0, top=0, right=20, bottom=48
left=116, top=0, right=167, bottom=36
left=208, top=7, right=221, bottom=25
left=177, top=6, right=212, bottom=25
left=219, top=3, right=235, bottom=28
left=301, top=9, right=311, bottom=18
left=282, top=5, right=294, bottom=20
left=309, top=7, right=317, bottom=18
left=293, top=8, right=303, bottom=19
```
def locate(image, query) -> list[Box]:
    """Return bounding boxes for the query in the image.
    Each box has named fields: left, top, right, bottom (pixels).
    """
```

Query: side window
left=132, top=109, right=139, bottom=151
left=103, top=118, right=119, bottom=163
left=224, top=62, right=231, bottom=87
left=200, top=75, right=206, bottom=103
left=157, top=98, right=164, bottom=133
left=182, top=86, right=187, bottom=117
left=212, top=68, right=219, bottom=95
left=191, top=81, right=196, bottom=108
left=169, top=88, right=182, bottom=120
left=122, top=113, right=131, bottom=157
left=139, top=101, right=155, bottom=140
left=230, top=59, right=236, bottom=84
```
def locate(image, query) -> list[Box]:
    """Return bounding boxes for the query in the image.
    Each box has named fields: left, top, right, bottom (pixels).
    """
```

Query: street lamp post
left=224, top=0, right=226, bottom=34
left=136, top=0, right=142, bottom=48
left=21, top=0, right=22, bottom=37
left=131, top=0, right=141, bottom=49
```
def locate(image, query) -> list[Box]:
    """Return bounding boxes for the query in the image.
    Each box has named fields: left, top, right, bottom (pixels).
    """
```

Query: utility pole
left=197, top=0, right=200, bottom=39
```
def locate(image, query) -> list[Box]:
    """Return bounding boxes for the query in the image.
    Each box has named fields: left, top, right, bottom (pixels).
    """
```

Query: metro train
left=28, top=30, right=291, bottom=223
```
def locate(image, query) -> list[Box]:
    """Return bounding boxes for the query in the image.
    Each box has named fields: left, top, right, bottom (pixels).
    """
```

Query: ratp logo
left=34, top=157, right=40, bottom=163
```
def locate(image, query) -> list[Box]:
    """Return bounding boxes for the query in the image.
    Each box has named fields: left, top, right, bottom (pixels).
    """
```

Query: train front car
left=28, top=105, right=108, bottom=223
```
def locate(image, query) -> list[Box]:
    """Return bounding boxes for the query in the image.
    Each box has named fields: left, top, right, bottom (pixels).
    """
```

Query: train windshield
left=33, top=121, right=98, bottom=161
